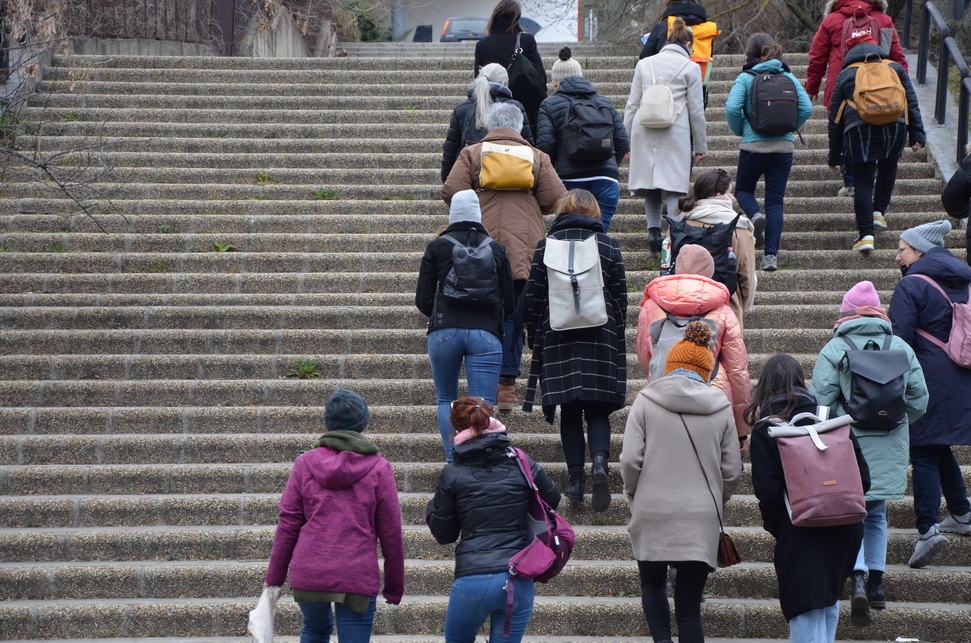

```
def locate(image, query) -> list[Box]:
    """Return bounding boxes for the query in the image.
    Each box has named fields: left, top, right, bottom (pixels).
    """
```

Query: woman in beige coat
left=621, top=321, right=742, bottom=643
left=624, top=17, right=708, bottom=253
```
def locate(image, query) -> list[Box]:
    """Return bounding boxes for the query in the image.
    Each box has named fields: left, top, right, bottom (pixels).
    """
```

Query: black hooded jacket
left=639, top=0, right=708, bottom=59
left=426, top=432, right=560, bottom=578
left=534, top=76, right=629, bottom=181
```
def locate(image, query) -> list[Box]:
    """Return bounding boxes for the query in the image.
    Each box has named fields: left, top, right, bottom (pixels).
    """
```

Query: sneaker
left=939, top=512, right=971, bottom=535
left=838, top=185, right=855, bottom=197
left=852, top=235, right=874, bottom=252
left=760, top=254, right=778, bottom=271
left=750, top=212, right=766, bottom=249
left=908, top=523, right=948, bottom=568
left=872, top=212, right=887, bottom=229
left=496, top=383, right=518, bottom=411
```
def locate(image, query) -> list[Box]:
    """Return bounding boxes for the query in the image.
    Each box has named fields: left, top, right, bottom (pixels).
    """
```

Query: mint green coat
left=809, top=316, right=928, bottom=500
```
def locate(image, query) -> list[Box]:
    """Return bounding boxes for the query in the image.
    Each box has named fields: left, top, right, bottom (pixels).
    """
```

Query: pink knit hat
left=675, top=244, right=715, bottom=279
left=841, top=281, right=881, bottom=314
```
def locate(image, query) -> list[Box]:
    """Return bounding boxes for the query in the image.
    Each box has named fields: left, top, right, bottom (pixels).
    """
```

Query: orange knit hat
left=665, top=321, right=715, bottom=381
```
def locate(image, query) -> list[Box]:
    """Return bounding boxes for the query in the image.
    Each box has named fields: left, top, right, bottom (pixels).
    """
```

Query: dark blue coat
left=534, top=76, right=629, bottom=181
left=889, top=247, right=971, bottom=446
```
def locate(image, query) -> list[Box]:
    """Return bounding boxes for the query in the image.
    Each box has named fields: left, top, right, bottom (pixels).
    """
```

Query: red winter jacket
left=805, top=0, right=907, bottom=107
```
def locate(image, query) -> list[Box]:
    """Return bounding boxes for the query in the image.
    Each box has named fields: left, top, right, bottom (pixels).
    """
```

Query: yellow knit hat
left=665, top=321, right=715, bottom=381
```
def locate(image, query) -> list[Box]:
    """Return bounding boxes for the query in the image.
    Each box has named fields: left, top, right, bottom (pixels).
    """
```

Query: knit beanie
left=665, top=321, right=715, bottom=381
left=551, top=47, right=582, bottom=85
left=840, top=280, right=881, bottom=314
left=674, top=244, right=715, bottom=279
left=900, top=220, right=951, bottom=254
left=324, top=388, right=370, bottom=433
left=449, top=190, right=482, bottom=225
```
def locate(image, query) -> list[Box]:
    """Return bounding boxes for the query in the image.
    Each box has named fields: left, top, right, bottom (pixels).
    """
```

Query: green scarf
left=317, top=430, right=379, bottom=455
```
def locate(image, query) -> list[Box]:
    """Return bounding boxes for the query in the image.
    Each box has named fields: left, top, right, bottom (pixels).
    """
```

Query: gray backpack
left=648, top=312, right=719, bottom=380
left=543, top=235, right=608, bottom=331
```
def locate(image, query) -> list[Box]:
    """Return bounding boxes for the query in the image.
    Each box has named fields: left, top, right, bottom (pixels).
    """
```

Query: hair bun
left=682, top=320, right=712, bottom=347
left=559, top=46, right=572, bottom=61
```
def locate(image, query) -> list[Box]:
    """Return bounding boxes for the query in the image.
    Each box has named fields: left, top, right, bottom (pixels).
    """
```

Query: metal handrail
left=908, top=0, right=970, bottom=166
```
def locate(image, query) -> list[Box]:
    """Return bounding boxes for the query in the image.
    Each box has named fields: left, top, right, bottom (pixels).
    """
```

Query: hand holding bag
left=679, top=414, right=741, bottom=567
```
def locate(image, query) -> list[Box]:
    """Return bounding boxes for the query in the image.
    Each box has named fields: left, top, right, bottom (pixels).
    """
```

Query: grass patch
left=313, top=187, right=338, bottom=200
left=252, top=172, right=279, bottom=186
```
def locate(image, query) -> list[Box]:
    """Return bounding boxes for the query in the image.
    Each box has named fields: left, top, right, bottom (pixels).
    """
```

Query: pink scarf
left=453, top=417, right=507, bottom=445
left=834, top=305, right=889, bottom=330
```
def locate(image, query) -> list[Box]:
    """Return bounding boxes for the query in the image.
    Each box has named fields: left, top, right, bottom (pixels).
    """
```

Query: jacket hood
left=827, top=0, right=888, bottom=15
left=300, top=442, right=381, bottom=490
left=832, top=315, right=893, bottom=339
left=452, top=431, right=512, bottom=465
left=907, top=246, right=971, bottom=289
left=443, top=221, right=491, bottom=236
left=549, top=211, right=605, bottom=235
left=843, top=41, right=889, bottom=67
left=466, top=82, right=514, bottom=101
left=660, top=42, right=692, bottom=59
left=641, top=274, right=730, bottom=314
left=751, top=59, right=786, bottom=74
left=482, top=129, right=530, bottom=146
left=555, top=75, right=598, bottom=98
left=682, top=196, right=752, bottom=229
left=640, top=372, right=731, bottom=414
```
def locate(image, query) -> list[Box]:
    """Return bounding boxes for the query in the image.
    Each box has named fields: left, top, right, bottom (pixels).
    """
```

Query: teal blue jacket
left=725, top=59, right=813, bottom=144
left=809, top=316, right=928, bottom=500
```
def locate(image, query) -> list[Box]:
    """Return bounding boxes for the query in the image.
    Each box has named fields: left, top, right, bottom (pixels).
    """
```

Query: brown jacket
left=441, top=129, right=566, bottom=281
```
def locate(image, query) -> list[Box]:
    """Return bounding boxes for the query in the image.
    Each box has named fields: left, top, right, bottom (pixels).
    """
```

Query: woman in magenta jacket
left=265, top=388, right=405, bottom=643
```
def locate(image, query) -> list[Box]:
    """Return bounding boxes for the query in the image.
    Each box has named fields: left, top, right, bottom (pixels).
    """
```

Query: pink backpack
left=909, top=274, right=971, bottom=369
left=767, top=408, right=867, bottom=528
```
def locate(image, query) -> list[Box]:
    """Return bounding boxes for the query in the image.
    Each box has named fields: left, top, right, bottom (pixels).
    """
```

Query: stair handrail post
left=904, top=0, right=915, bottom=49
left=959, top=76, right=971, bottom=164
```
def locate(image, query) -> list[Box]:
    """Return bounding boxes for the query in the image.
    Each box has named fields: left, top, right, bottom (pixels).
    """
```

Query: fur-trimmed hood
left=824, top=0, right=888, bottom=15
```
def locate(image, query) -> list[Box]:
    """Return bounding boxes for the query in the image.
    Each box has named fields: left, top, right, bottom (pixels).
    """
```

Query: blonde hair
left=473, top=64, right=509, bottom=130
left=554, top=189, right=602, bottom=219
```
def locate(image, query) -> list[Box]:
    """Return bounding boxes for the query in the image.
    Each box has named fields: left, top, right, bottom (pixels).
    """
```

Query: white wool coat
left=624, top=43, right=708, bottom=194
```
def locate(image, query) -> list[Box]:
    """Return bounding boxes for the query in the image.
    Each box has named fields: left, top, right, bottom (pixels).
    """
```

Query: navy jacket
left=889, top=247, right=971, bottom=446
left=639, top=0, right=707, bottom=59
left=534, top=76, right=629, bottom=181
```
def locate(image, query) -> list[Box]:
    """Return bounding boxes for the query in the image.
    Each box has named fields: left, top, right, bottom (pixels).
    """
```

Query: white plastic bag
left=247, top=586, right=281, bottom=643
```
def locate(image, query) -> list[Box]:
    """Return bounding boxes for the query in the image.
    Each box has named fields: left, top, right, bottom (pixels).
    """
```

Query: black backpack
left=440, top=232, right=501, bottom=308
left=561, top=97, right=616, bottom=161
left=838, top=335, right=910, bottom=431
left=743, top=69, right=800, bottom=137
left=665, top=214, right=740, bottom=297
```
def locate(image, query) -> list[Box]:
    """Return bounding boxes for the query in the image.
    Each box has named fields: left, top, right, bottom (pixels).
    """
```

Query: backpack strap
left=907, top=273, right=958, bottom=350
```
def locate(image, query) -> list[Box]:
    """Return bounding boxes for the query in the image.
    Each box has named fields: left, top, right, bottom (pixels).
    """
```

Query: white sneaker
left=853, top=235, right=874, bottom=252
left=838, top=186, right=855, bottom=197
left=908, top=523, right=948, bottom=568
left=873, top=212, right=887, bottom=229
left=939, top=512, right=971, bottom=535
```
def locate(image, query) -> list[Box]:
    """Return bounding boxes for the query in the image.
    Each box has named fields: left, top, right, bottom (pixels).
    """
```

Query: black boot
left=866, top=570, right=886, bottom=609
left=590, top=452, right=610, bottom=513
left=850, top=571, right=871, bottom=626
left=648, top=227, right=663, bottom=254
left=564, top=464, right=585, bottom=504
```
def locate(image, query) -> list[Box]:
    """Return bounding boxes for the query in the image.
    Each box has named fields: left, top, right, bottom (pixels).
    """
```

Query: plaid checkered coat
left=521, top=212, right=628, bottom=422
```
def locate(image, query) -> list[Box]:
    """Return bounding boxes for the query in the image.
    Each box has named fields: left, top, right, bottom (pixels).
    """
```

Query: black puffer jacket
left=415, top=221, right=514, bottom=339
left=441, top=84, right=534, bottom=183
left=535, top=76, right=629, bottom=181
left=639, top=0, right=708, bottom=59
left=426, top=432, right=560, bottom=578
left=827, top=41, right=925, bottom=167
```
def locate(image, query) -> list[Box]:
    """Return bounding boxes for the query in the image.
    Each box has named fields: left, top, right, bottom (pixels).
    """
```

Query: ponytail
left=761, top=43, right=784, bottom=63
left=473, top=63, right=509, bottom=130
left=678, top=195, right=698, bottom=212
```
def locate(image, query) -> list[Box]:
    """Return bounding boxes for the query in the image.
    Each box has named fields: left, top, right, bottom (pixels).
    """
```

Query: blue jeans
left=564, top=178, right=620, bottom=232
left=428, top=328, right=502, bottom=461
left=444, top=573, right=535, bottom=643
left=734, top=150, right=794, bottom=256
left=297, top=596, right=376, bottom=643
left=788, top=600, right=838, bottom=643
left=849, top=158, right=898, bottom=237
left=910, top=445, right=971, bottom=532
left=500, top=280, right=526, bottom=380
left=853, top=500, right=887, bottom=573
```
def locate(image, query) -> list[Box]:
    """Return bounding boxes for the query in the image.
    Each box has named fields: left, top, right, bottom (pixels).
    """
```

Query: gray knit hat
left=900, top=220, right=951, bottom=254
left=324, top=388, right=370, bottom=433
left=449, top=189, right=482, bottom=225
left=551, top=47, right=582, bottom=85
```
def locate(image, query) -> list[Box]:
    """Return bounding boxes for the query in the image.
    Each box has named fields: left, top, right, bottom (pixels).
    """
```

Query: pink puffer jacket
left=636, top=273, right=752, bottom=435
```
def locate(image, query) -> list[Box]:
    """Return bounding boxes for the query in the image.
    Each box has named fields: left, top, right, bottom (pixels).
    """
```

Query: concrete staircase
left=1, top=40, right=969, bottom=642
